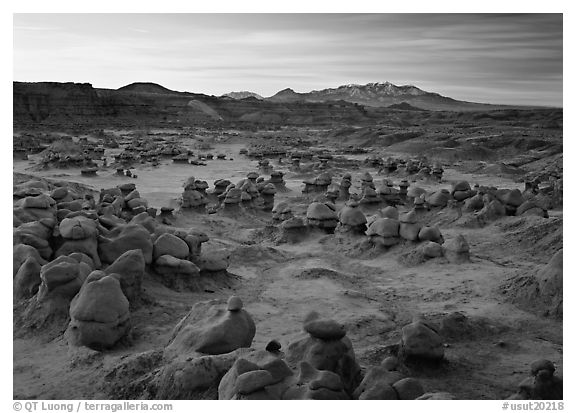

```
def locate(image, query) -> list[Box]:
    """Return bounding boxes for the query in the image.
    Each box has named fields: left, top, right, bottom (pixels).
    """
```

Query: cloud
left=13, top=25, right=61, bottom=31
left=128, top=28, right=150, bottom=34
left=12, top=13, right=562, bottom=106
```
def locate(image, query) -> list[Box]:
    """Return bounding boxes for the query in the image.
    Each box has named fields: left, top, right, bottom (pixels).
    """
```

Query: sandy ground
left=13, top=143, right=562, bottom=400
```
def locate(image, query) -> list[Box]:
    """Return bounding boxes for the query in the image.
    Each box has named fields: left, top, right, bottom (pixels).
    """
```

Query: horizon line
left=12, top=79, right=563, bottom=109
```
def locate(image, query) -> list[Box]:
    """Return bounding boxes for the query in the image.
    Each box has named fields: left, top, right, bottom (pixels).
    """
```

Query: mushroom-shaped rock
left=218, top=350, right=294, bottom=400
left=14, top=220, right=55, bottom=260
left=418, top=226, right=444, bottom=244
left=213, top=179, right=232, bottom=195
left=261, top=183, right=277, bottom=195
left=401, top=321, right=444, bottom=361
left=303, top=319, right=346, bottom=340
left=399, top=210, right=422, bottom=241
left=413, top=196, right=427, bottom=211
left=166, top=298, right=256, bottom=355
left=380, top=206, right=399, bottom=220
left=306, top=202, right=338, bottom=231
left=98, top=224, right=153, bottom=265
left=381, top=356, right=399, bottom=371
left=100, top=187, right=122, bottom=201
left=282, top=361, right=348, bottom=400
left=451, top=181, right=471, bottom=194
left=420, top=241, right=444, bottom=258
left=378, top=185, right=400, bottom=201
left=509, top=359, right=563, bottom=400
left=227, top=296, right=243, bottom=311
left=272, top=202, right=293, bottom=221
left=315, top=172, right=332, bottom=186
left=407, top=187, right=426, bottom=199
left=126, top=198, right=148, bottom=210
left=361, top=172, right=373, bottom=182
left=361, top=187, right=380, bottom=203
left=14, top=256, right=42, bottom=299
left=464, top=194, right=485, bottom=211
left=182, top=190, right=207, bottom=208
left=182, top=231, right=208, bottom=261
left=104, top=249, right=145, bottom=304
left=20, top=194, right=56, bottom=209
left=426, top=190, right=450, bottom=208
left=154, top=255, right=201, bottom=290
left=286, top=314, right=362, bottom=395
left=497, top=188, right=524, bottom=207
left=516, top=200, right=547, bottom=217
left=453, top=189, right=474, bottom=202
left=14, top=217, right=54, bottom=237
left=183, top=176, right=197, bottom=190
left=117, top=182, right=136, bottom=195
left=366, top=218, right=400, bottom=246
left=15, top=198, right=58, bottom=224
left=477, top=199, right=506, bottom=222
left=366, top=218, right=399, bottom=237
left=67, top=272, right=131, bottom=350
left=277, top=217, right=308, bottom=244
left=221, top=189, right=242, bottom=208
left=59, top=216, right=98, bottom=240
left=337, top=206, right=367, bottom=233
left=50, top=187, right=69, bottom=201
left=13, top=243, right=47, bottom=277
left=195, top=180, right=209, bottom=192
left=37, top=255, right=92, bottom=302
left=67, top=252, right=95, bottom=271
left=124, top=189, right=141, bottom=202
left=326, top=183, right=340, bottom=193
left=14, top=181, right=47, bottom=198
left=57, top=200, right=82, bottom=212
left=240, top=192, right=252, bottom=202
left=153, top=233, right=190, bottom=261
left=154, top=255, right=199, bottom=276
left=269, top=171, right=285, bottom=185
left=20, top=255, right=91, bottom=330
left=353, top=365, right=406, bottom=399
left=236, top=370, right=276, bottom=396
left=340, top=177, right=352, bottom=188
left=531, top=359, right=556, bottom=377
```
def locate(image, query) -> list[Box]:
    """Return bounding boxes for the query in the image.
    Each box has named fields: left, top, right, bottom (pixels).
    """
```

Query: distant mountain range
left=221, top=81, right=520, bottom=111
left=14, top=80, right=553, bottom=128
left=113, top=81, right=536, bottom=111
left=268, top=82, right=431, bottom=102
left=265, top=81, right=503, bottom=111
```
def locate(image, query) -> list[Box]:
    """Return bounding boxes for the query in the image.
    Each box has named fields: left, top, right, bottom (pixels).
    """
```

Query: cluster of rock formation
left=368, top=155, right=444, bottom=181
left=13, top=165, right=563, bottom=400
left=152, top=306, right=561, bottom=400
left=309, top=174, right=551, bottom=228
left=303, top=172, right=332, bottom=193
left=268, top=175, right=472, bottom=263
left=153, top=308, right=454, bottom=400
left=179, top=172, right=284, bottom=214
left=13, top=177, right=231, bottom=349
left=37, top=137, right=102, bottom=169
left=508, top=359, right=563, bottom=400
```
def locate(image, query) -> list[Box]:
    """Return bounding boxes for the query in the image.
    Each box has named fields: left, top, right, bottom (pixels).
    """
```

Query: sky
left=13, top=13, right=563, bottom=106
